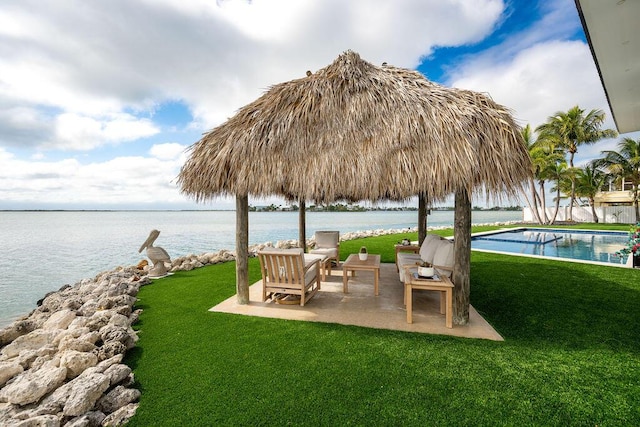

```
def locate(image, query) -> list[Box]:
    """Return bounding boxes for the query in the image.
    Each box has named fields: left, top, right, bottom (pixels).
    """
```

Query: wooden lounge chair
left=258, top=248, right=321, bottom=306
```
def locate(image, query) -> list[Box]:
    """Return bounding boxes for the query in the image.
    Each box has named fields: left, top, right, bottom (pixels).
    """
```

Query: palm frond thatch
left=178, top=50, right=531, bottom=203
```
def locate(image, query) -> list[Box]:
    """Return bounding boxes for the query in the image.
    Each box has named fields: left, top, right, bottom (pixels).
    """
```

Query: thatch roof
left=178, top=50, right=531, bottom=204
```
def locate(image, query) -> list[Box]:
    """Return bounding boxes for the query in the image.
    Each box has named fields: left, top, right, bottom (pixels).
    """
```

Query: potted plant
left=417, top=261, right=434, bottom=277
left=359, top=246, right=368, bottom=261
left=617, top=223, right=640, bottom=268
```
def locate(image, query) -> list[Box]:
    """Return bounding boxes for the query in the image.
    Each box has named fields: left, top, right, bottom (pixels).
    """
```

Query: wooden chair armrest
left=397, top=244, right=420, bottom=253
left=304, top=258, right=320, bottom=272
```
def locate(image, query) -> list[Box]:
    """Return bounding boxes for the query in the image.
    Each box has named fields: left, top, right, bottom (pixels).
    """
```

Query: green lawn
left=126, top=225, right=640, bottom=426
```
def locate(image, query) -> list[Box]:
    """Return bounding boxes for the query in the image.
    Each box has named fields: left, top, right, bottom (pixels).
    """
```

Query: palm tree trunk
left=527, top=178, right=543, bottom=224
left=569, top=152, right=576, bottom=221
left=539, top=180, right=548, bottom=224
left=550, top=187, right=561, bottom=224
left=590, top=197, right=599, bottom=223
left=634, top=185, right=640, bottom=224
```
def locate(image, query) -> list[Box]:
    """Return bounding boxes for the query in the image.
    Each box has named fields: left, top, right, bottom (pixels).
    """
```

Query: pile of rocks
left=0, top=267, right=146, bottom=426
left=169, top=249, right=236, bottom=272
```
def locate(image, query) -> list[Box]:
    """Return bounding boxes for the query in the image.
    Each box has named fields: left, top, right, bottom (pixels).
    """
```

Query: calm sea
left=0, top=210, right=521, bottom=327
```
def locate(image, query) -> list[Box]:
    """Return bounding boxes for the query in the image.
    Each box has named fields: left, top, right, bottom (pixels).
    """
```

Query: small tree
left=536, top=106, right=617, bottom=221
left=574, top=163, right=607, bottom=223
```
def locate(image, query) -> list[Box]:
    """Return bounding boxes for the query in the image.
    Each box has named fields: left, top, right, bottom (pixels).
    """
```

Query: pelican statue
left=139, top=229, right=171, bottom=277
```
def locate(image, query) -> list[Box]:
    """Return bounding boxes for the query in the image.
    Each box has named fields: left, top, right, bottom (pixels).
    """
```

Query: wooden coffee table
left=342, top=254, right=381, bottom=296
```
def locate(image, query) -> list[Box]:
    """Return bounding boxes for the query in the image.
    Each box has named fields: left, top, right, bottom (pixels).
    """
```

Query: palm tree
left=574, top=163, right=607, bottom=223
left=545, top=160, right=569, bottom=224
left=526, top=127, right=567, bottom=224
left=597, top=137, right=640, bottom=223
left=521, top=124, right=544, bottom=224
left=536, top=106, right=617, bottom=221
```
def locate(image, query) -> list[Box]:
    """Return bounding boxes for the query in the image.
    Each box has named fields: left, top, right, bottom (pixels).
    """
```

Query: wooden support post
left=235, top=194, right=249, bottom=304
left=418, top=193, right=427, bottom=245
left=453, top=187, right=470, bottom=325
left=299, top=199, right=306, bottom=252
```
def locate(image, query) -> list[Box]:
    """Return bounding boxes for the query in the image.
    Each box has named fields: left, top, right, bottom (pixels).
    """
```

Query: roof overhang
left=575, top=0, right=640, bottom=133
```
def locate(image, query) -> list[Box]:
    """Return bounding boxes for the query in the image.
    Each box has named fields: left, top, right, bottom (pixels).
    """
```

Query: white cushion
left=309, top=247, right=338, bottom=258
left=314, top=231, right=339, bottom=248
left=419, top=234, right=442, bottom=264
left=433, top=240, right=454, bottom=278
left=304, top=263, right=319, bottom=285
left=397, top=253, right=423, bottom=281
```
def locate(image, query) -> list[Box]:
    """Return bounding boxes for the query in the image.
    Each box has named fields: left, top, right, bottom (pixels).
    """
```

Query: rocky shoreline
left=0, top=223, right=517, bottom=426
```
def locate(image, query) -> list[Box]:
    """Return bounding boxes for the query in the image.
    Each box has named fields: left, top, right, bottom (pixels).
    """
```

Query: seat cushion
left=433, top=239, right=454, bottom=277
left=397, top=253, right=423, bottom=282
left=314, top=231, right=339, bottom=248
left=304, top=262, right=319, bottom=286
left=419, top=234, right=442, bottom=264
left=309, top=247, right=338, bottom=258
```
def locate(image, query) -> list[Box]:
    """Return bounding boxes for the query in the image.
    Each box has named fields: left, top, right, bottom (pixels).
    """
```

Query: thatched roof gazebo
left=178, top=50, right=531, bottom=325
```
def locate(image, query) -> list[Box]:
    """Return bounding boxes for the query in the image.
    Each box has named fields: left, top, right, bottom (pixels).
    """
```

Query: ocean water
left=0, top=210, right=521, bottom=327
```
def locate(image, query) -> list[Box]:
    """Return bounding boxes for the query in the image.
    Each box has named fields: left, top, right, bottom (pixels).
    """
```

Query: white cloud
left=0, top=0, right=506, bottom=150
left=0, top=147, right=187, bottom=206
left=450, top=40, right=611, bottom=130
left=2, top=0, right=625, bottom=208
left=149, top=143, right=187, bottom=161
left=50, top=113, right=159, bottom=150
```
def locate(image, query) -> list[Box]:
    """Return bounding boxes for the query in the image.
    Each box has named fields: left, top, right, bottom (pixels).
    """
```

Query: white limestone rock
left=0, top=365, right=67, bottom=406
left=62, top=372, right=110, bottom=417
left=12, top=414, right=61, bottom=427
left=106, top=314, right=129, bottom=328
left=93, top=342, right=126, bottom=363
left=64, top=410, right=106, bottom=427
left=101, top=402, right=138, bottom=426
left=96, top=386, right=140, bottom=414
left=1, top=330, right=60, bottom=359
left=0, top=320, right=38, bottom=346
left=0, top=361, right=23, bottom=387
left=99, top=325, right=138, bottom=351
left=57, top=336, right=97, bottom=353
left=95, top=355, right=123, bottom=371
left=59, top=350, right=98, bottom=379
left=103, top=364, right=131, bottom=386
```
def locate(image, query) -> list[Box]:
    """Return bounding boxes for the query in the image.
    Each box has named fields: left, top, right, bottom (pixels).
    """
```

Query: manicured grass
left=126, top=225, right=640, bottom=426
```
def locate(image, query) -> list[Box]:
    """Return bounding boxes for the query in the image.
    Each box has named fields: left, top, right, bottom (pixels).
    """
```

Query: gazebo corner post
left=299, top=199, right=306, bottom=252
left=453, top=187, right=471, bottom=325
left=236, top=194, right=250, bottom=304
left=418, top=192, right=428, bottom=245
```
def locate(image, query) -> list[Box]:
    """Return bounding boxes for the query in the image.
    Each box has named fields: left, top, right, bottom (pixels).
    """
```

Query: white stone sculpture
left=138, top=229, right=171, bottom=278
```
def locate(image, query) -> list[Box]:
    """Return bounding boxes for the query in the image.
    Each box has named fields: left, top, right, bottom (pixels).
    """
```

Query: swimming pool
left=471, top=228, right=629, bottom=266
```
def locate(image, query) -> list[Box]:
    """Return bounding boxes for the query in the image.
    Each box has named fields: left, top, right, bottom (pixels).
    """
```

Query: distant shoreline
left=0, top=208, right=523, bottom=213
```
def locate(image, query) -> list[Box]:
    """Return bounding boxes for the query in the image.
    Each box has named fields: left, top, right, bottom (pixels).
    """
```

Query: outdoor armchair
left=258, top=248, right=321, bottom=306
left=309, top=230, right=340, bottom=267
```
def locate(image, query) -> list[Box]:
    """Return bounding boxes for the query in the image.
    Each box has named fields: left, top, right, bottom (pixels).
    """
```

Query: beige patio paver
left=210, top=262, right=503, bottom=341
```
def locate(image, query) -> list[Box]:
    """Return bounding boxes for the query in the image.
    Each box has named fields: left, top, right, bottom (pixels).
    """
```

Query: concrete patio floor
left=211, top=262, right=503, bottom=341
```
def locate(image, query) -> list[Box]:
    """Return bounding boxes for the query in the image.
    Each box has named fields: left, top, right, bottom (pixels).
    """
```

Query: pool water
left=471, top=228, right=629, bottom=266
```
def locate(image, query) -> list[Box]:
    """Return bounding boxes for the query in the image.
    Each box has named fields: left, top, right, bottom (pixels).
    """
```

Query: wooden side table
left=342, top=254, right=381, bottom=295
left=403, top=268, right=454, bottom=328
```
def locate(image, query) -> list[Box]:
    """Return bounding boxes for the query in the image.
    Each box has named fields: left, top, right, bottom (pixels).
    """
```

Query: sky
left=0, top=0, right=636, bottom=210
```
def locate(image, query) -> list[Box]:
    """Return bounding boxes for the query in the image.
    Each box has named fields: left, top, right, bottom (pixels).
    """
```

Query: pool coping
left=470, top=226, right=632, bottom=269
